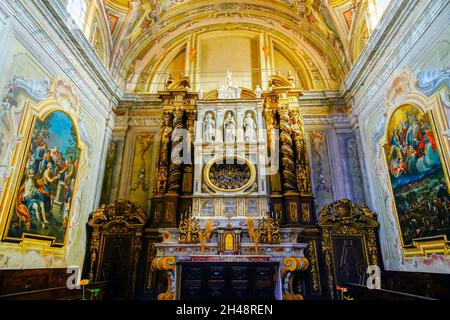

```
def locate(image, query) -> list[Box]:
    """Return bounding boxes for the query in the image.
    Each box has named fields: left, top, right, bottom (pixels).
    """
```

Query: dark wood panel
left=381, top=271, right=450, bottom=300
left=345, top=283, right=436, bottom=300
left=0, top=282, right=108, bottom=300
left=180, top=263, right=277, bottom=300
left=0, top=268, right=69, bottom=295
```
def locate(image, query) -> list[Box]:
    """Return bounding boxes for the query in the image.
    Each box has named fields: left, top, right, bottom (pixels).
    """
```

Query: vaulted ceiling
left=84, top=0, right=383, bottom=92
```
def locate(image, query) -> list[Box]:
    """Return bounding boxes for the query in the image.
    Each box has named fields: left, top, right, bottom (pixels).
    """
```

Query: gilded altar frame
left=318, top=199, right=379, bottom=299
left=0, top=97, right=85, bottom=250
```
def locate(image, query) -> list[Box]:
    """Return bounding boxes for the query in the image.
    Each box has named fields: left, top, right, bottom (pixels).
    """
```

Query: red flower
left=336, top=285, right=348, bottom=292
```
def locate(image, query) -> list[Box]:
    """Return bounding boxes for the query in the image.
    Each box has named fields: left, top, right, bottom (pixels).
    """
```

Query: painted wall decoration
left=385, top=104, right=450, bottom=247
left=100, top=140, right=118, bottom=205
left=129, top=133, right=154, bottom=212
left=3, top=111, right=80, bottom=246
left=337, top=133, right=365, bottom=204
left=308, top=130, right=334, bottom=213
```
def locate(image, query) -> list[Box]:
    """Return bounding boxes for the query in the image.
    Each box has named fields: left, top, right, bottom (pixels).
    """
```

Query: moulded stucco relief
left=417, top=68, right=450, bottom=140
left=0, top=78, right=51, bottom=192
left=0, top=76, right=96, bottom=270
left=308, top=130, right=333, bottom=213
left=366, top=69, right=450, bottom=273
left=65, top=111, right=96, bottom=268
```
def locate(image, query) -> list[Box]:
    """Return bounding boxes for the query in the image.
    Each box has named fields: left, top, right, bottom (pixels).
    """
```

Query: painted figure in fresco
left=310, top=130, right=325, bottom=159
left=224, top=112, right=236, bottom=143
left=385, top=106, right=450, bottom=246
left=30, top=142, right=47, bottom=176
left=243, top=112, right=257, bottom=142
left=203, top=113, right=215, bottom=143
left=43, top=162, right=60, bottom=209
left=21, top=169, right=47, bottom=227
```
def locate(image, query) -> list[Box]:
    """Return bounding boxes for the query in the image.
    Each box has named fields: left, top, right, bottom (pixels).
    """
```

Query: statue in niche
left=224, top=112, right=236, bottom=143
left=159, top=116, right=172, bottom=165
left=203, top=113, right=215, bottom=143
left=244, top=112, right=257, bottom=142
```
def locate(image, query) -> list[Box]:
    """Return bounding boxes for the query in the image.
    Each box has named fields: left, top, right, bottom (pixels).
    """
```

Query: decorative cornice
left=341, top=0, right=448, bottom=117
left=41, top=0, right=123, bottom=100
left=341, top=0, right=412, bottom=97
left=3, top=0, right=123, bottom=120
left=416, top=68, right=450, bottom=97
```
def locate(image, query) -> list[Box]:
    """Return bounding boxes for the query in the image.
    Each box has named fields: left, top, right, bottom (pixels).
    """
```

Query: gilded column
left=155, top=111, right=173, bottom=195
left=182, top=109, right=196, bottom=194
left=264, top=107, right=282, bottom=194
left=290, top=109, right=313, bottom=196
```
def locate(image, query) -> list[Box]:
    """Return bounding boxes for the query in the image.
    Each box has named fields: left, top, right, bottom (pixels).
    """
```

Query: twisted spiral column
left=168, top=108, right=185, bottom=193
left=279, top=107, right=297, bottom=192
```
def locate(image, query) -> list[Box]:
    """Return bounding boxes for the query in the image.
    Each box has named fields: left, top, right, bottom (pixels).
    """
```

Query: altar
left=147, top=73, right=314, bottom=301
left=153, top=227, right=308, bottom=300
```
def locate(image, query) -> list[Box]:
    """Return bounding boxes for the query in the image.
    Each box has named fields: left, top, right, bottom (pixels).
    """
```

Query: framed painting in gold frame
left=383, top=103, right=450, bottom=257
left=0, top=100, right=83, bottom=248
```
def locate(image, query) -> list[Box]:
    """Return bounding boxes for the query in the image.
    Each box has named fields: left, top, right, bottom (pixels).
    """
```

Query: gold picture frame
left=0, top=98, right=85, bottom=248
left=203, top=155, right=257, bottom=193
left=381, top=103, right=450, bottom=258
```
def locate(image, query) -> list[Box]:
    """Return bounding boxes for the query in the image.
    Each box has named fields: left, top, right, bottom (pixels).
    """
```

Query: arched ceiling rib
left=97, top=0, right=371, bottom=92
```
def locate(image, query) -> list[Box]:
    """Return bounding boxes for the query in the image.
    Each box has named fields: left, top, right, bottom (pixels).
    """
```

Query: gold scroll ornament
left=151, top=256, right=176, bottom=300
left=281, top=257, right=309, bottom=300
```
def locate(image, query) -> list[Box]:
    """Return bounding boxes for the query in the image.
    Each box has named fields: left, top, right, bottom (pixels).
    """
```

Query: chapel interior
left=0, top=0, right=449, bottom=301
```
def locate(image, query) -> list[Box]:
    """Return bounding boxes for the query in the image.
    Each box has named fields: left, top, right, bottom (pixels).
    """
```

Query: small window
left=66, top=0, right=88, bottom=30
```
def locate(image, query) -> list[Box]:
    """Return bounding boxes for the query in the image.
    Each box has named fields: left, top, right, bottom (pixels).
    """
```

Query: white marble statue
left=255, top=85, right=262, bottom=98
left=203, top=113, right=215, bottom=142
left=227, top=69, right=233, bottom=87
left=198, top=87, right=204, bottom=100
left=224, top=112, right=236, bottom=143
left=243, top=112, right=257, bottom=142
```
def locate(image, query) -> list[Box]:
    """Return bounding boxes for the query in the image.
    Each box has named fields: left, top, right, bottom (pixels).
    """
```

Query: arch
left=128, top=24, right=335, bottom=92
left=114, top=2, right=348, bottom=92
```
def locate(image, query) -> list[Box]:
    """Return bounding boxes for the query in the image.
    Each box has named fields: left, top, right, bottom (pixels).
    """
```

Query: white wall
left=346, top=0, right=450, bottom=273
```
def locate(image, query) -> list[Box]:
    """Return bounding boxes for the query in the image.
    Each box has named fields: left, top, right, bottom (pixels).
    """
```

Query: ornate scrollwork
left=178, top=215, right=214, bottom=252
left=209, top=163, right=251, bottom=190
left=198, top=220, right=214, bottom=253
left=307, top=240, right=321, bottom=293
left=247, top=217, right=261, bottom=253
left=178, top=214, right=200, bottom=243
left=247, top=214, right=281, bottom=253
left=290, top=109, right=312, bottom=195
left=151, top=256, right=176, bottom=300
left=259, top=213, right=282, bottom=244
left=87, top=200, right=146, bottom=297
left=88, top=199, right=147, bottom=228
left=318, top=199, right=379, bottom=232
left=318, top=199, right=380, bottom=299
left=281, top=257, right=309, bottom=300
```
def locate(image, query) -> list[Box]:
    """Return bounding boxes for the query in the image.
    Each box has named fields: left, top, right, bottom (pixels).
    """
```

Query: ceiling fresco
left=84, top=0, right=382, bottom=91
